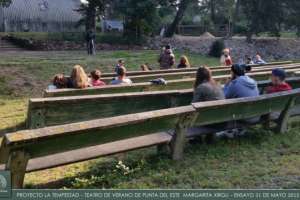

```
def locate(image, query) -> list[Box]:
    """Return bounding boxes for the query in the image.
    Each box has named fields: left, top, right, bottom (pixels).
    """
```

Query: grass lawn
left=0, top=50, right=300, bottom=189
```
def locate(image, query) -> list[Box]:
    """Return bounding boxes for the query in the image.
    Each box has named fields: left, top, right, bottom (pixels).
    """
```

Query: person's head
left=117, top=66, right=127, bottom=78
left=91, top=69, right=101, bottom=81
left=52, top=74, right=67, bottom=89
left=223, top=48, right=230, bottom=56
left=140, top=64, right=149, bottom=71
left=194, top=67, right=215, bottom=89
left=71, top=65, right=89, bottom=88
left=271, top=68, right=286, bottom=85
left=180, top=55, right=190, bottom=67
left=231, top=64, right=247, bottom=79
left=256, top=53, right=262, bottom=60
left=118, top=59, right=124, bottom=66
left=165, top=45, right=171, bottom=50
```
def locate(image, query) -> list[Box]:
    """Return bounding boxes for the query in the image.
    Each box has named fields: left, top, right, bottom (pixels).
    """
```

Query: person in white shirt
left=111, top=66, right=133, bottom=85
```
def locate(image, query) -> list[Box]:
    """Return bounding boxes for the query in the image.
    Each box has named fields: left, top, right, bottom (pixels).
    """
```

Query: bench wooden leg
left=277, top=97, right=296, bottom=133
left=261, top=114, right=271, bottom=129
left=5, top=151, right=29, bottom=189
left=170, top=113, right=197, bottom=161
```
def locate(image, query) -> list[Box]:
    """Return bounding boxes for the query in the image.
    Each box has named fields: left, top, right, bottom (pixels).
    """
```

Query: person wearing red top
left=90, top=70, right=106, bottom=87
left=266, top=68, right=292, bottom=94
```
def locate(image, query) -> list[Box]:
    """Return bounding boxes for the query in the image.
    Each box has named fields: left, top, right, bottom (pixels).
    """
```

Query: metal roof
left=1, top=0, right=82, bottom=22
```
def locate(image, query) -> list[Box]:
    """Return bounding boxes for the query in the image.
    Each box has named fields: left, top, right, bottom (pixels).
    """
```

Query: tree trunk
left=165, top=0, right=192, bottom=37
left=231, top=0, right=241, bottom=36
left=210, top=0, right=216, bottom=25
left=86, top=4, right=96, bottom=32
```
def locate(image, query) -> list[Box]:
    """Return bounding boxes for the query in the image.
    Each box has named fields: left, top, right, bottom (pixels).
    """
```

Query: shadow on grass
left=25, top=128, right=277, bottom=189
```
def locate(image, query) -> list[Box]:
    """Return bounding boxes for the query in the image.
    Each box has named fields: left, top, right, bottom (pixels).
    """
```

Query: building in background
left=0, top=0, right=84, bottom=32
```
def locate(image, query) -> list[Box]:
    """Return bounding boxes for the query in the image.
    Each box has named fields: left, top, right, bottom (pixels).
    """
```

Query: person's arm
left=192, top=85, right=205, bottom=103
left=170, top=55, right=175, bottom=66
left=223, top=82, right=235, bottom=99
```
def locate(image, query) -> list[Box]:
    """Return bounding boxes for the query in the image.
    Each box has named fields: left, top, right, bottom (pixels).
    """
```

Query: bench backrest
left=100, top=61, right=293, bottom=77
left=28, top=77, right=300, bottom=129
left=4, top=88, right=300, bottom=165
left=100, top=63, right=300, bottom=84
left=44, top=66, right=300, bottom=97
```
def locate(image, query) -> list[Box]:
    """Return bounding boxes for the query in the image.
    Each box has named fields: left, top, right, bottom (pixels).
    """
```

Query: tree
left=0, top=0, right=11, bottom=7
left=241, top=0, right=284, bottom=42
left=115, top=0, right=162, bottom=42
left=77, top=0, right=106, bottom=32
left=165, top=0, right=195, bottom=37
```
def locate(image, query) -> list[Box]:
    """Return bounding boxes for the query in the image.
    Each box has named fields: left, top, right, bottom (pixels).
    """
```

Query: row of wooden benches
left=28, top=77, right=300, bottom=129
left=100, top=61, right=293, bottom=77
left=2, top=88, right=300, bottom=188
left=44, top=63, right=300, bottom=97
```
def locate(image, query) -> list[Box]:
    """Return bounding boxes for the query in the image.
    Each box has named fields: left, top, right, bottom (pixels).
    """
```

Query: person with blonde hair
left=177, top=55, right=191, bottom=68
left=220, top=48, right=232, bottom=66
left=140, top=64, right=150, bottom=71
left=71, top=65, right=90, bottom=89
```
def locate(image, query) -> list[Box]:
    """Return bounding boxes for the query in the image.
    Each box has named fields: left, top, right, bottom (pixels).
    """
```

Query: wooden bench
left=28, top=77, right=300, bottom=129
left=100, top=61, right=293, bottom=77
left=100, top=63, right=300, bottom=84
left=2, top=89, right=300, bottom=188
left=44, top=66, right=300, bottom=97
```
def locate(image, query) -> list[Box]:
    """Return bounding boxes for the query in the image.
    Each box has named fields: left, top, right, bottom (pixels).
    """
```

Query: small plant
left=209, top=39, right=225, bottom=58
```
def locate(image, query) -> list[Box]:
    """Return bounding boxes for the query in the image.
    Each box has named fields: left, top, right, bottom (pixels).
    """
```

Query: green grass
left=1, top=50, right=300, bottom=189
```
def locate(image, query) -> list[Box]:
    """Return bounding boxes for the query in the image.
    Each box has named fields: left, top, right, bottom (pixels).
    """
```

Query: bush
left=209, top=39, right=225, bottom=58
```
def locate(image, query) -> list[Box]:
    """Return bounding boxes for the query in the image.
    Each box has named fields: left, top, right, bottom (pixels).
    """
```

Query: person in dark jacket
left=192, top=67, right=224, bottom=103
left=224, top=64, right=259, bottom=99
left=266, top=68, right=292, bottom=94
left=86, top=29, right=96, bottom=55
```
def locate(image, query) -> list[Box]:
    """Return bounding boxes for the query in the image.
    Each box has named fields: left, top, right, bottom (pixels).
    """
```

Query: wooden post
left=170, top=113, right=198, bottom=161
left=277, top=97, right=296, bottom=133
left=5, top=151, right=30, bottom=189
left=261, top=114, right=271, bottom=130
left=157, top=143, right=170, bottom=155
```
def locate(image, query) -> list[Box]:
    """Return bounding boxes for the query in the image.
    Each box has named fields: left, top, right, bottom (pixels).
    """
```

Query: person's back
left=192, top=67, right=225, bottom=103
left=224, top=76, right=259, bottom=99
left=192, top=82, right=224, bottom=103
left=111, top=66, right=132, bottom=85
left=224, top=64, right=259, bottom=99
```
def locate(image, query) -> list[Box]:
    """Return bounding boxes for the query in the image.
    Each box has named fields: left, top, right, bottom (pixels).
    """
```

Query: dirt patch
left=0, top=67, right=45, bottom=97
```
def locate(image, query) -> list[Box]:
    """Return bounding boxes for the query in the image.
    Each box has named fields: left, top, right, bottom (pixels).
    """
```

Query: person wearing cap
left=224, top=64, right=259, bottom=99
left=265, top=68, right=292, bottom=94
left=158, top=45, right=175, bottom=69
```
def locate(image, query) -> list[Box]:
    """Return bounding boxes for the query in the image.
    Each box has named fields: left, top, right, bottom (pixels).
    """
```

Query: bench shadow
left=25, top=128, right=271, bottom=189
left=0, top=122, right=26, bottom=136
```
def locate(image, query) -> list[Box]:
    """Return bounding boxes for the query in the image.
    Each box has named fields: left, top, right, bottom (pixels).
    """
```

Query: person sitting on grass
left=254, top=53, right=267, bottom=64
left=71, top=65, right=90, bottom=89
left=265, top=68, right=292, bottom=94
left=115, top=59, right=125, bottom=73
left=192, top=67, right=224, bottom=103
left=90, top=70, right=106, bottom=87
left=111, top=66, right=132, bottom=85
left=177, top=55, right=191, bottom=68
left=224, top=64, right=259, bottom=99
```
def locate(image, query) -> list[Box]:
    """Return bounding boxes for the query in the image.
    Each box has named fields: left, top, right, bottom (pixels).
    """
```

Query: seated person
left=71, top=65, right=90, bottom=89
left=115, top=59, right=125, bottom=73
left=48, top=74, right=73, bottom=90
left=265, top=68, right=292, bottom=94
left=111, top=67, right=133, bottom=85
left=254, top=53, right=267, bottom=64
left=90, top=70, right=106, bottom=87
left=224, top=54, right=233, bottom=66
left=177, top=55, right=191, bottom=68
left=245, top=55, right=254, bottom=65
left=224, top=64, right=259, bottom=99
left=192, top=67, right=224, bottom=103
left=140, top=64, right=151, bottom=71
